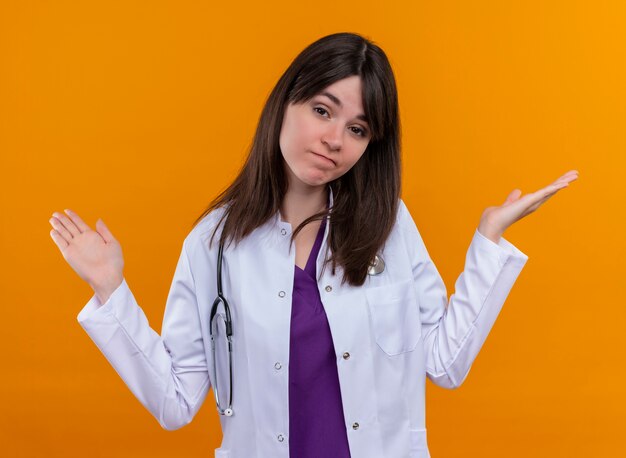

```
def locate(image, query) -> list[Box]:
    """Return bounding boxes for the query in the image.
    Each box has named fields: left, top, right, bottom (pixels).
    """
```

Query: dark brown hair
left=192, top=31, right=401, bottom=287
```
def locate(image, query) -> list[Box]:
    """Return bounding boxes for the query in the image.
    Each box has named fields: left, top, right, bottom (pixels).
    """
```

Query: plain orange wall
left=1, top=1, right=624, bottom=457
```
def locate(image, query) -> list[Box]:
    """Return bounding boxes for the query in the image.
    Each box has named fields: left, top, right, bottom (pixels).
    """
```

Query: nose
left=321, top=122, right=343, bottom=152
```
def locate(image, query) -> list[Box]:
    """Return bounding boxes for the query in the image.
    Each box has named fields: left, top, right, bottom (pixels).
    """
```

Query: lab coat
left=77, top=186, right=529, bottom=458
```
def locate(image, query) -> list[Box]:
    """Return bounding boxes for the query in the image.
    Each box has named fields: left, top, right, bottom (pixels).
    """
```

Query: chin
left=297, top=173, right=332, bottom=188
left=284, top=158, right=334, bottom=188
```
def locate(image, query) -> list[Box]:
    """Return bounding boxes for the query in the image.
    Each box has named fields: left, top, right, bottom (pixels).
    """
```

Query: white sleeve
left=398, top=200, right=529, bottom=389
left=76, top=237, right=211, bottom=430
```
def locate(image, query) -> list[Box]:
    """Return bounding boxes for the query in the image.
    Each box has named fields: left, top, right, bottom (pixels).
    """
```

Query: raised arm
left=399, top=170, right=577, bottom=388
left=398, top=200, right=529, bottom=389
left=49, top=210, right=211, bottom=429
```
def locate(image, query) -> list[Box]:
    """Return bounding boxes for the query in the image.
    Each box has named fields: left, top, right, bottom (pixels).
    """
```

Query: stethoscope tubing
left=208, top=227, right=384, bottom=417
left=210, top=238, right=234, bottom=416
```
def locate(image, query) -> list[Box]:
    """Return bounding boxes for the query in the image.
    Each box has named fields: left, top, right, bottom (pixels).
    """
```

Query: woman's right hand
left=49, top=209, right=125, bottom=303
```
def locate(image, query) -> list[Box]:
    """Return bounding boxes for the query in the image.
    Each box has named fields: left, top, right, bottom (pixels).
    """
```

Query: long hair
left=192, top=31, right=401, bottom=287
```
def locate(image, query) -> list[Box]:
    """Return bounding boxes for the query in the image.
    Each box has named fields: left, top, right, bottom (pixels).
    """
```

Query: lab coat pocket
left=214, top=448, right=230, bottom=458
left=409, top=427, right=430, bottom=457
left=365, top=278, right=421, bottom=356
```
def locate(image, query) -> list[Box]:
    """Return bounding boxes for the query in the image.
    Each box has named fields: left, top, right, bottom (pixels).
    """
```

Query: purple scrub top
left=288, top=201, right=352, bottom=457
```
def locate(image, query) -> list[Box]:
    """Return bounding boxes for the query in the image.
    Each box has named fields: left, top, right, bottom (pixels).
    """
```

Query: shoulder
left=396, top=198, right=409, bottom=221
left=183, top=206, right=228, bottom=257
left=394, top=198, right=430, bottom=262
left=395, top=198, right=416, bottom=230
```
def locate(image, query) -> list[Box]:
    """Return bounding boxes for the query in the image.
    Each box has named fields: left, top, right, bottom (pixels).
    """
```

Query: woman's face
left=279, top=75, right=372, bottom=191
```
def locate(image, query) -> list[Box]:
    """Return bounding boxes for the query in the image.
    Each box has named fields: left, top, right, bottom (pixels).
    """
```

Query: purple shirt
left=289, top=210, right=352, bottom=457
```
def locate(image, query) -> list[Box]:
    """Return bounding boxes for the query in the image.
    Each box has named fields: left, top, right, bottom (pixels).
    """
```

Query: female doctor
left=49, top=32, right=578, bottom=458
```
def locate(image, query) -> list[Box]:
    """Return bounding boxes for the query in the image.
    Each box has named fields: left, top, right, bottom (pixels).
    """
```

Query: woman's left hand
left=477, top=170, right=579, bottom=243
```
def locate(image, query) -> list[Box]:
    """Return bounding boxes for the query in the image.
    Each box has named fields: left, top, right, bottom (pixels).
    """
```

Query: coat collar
left=270, top=183, right=334, bottom=228
left=261, top=184, right=334, bottom=253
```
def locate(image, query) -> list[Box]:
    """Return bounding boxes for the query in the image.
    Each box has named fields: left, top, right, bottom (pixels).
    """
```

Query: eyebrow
left=319, top=91, right=369, bottom=123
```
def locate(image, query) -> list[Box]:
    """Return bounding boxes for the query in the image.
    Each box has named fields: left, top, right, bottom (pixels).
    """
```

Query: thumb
left=96, top=218, right=115, bottom=243
left=503, top=189, right=522, bottom=206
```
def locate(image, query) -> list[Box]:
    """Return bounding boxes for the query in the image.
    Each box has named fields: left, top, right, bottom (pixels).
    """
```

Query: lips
left=311, top=151, right=335, bottom=166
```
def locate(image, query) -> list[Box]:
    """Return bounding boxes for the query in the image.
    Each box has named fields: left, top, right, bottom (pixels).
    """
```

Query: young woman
left=49, top=32, right=578, bottom=458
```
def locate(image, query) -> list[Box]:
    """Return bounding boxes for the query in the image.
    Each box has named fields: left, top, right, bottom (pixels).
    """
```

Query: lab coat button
left=278, top=291, right=286, bottom=298
left=325, top=285, right=332, bottom=292
left=274, top=362, right=282, bottom=370
left=277, top=434, right=285, bottom=442
left=280, top=228, right=287, bottom=235
left=342, top=352, right=350, bottom=360
left=352, top=422, right=359, bottom=430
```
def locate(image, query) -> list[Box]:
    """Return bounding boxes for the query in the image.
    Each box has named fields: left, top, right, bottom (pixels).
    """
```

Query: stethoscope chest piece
left=367, top=254, right=385, bottom=275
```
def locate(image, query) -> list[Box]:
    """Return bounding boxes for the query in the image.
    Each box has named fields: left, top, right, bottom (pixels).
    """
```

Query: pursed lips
left=311, top=151, right=336, bottom=166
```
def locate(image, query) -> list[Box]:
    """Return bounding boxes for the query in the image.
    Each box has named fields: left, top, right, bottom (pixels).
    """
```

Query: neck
left=280, top=184, right=328, bottom=228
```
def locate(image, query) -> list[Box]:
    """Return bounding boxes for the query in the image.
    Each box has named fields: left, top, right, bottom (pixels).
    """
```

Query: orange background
left=1, top=1, right=624, bottom=457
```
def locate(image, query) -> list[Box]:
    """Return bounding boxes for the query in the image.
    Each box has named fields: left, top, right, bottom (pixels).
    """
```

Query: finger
left=558, top=169, right=578, bottom=178
left=545, top=171, right=578, bottom=190
left=510, top=172, right=575, bottom=217
left=50, top=229, right=69, bottom=250
left=564, top=171, right=579, bottom=183
left=503, top=189, right=522, bottom=205
left=507, top=185, right=558, bottom=217
left=49, top=215, right=74, bottom=242
left=538, top=181, right=569, bottom=197
left=559, top=169, right=578, bottom=177
left=520, top=189, right=560, bottom=217
left=95, top=218, right=115, bottom=244
left=539, top=186, right=562, bottom=202
left=51, top=211, right=82, bottom=238
left=63, top=209, right=92, bottom=233
left=550, top=182, right=569, bottom=192
left=554, top=170, right=579, bottom=185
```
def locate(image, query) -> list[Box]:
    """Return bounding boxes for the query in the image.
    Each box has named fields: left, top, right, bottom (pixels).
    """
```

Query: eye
left=350, top=126, right=367, bottom=137
left=313, top=104, right=369, bottom=138
left=313, top=106, right=329, bottom=117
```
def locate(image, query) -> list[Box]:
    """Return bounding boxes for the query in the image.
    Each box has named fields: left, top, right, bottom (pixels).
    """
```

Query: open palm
left=479, top=170, right=579, bottom=239
left=49, top=209, right=124, bottom=291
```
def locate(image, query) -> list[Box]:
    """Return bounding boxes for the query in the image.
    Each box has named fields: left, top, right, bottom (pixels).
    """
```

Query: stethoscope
left=209, top=238, right=234, bottom=416
left=208, top=231, right=386, bottom=417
